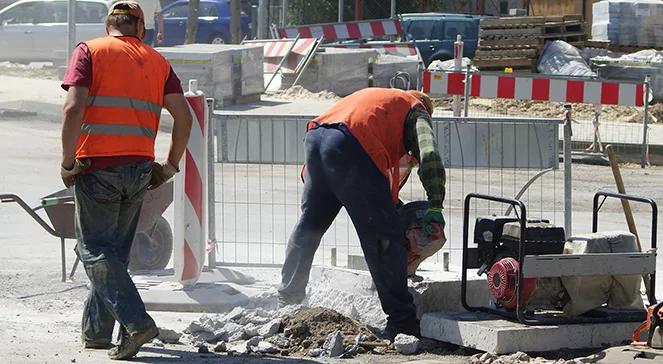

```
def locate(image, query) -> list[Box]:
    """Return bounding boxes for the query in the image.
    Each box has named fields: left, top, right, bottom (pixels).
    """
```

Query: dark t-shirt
left=61, top=40, right=184, bottom=172
left=61, top=42, right=183, bottom=94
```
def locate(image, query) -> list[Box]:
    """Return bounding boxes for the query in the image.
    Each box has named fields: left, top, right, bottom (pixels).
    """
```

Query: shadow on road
left=139, top=346, right=320, bottom=363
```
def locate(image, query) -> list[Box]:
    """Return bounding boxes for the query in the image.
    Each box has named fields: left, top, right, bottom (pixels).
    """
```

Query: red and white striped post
left=452, top=34, right=464, bottom=116
left=174, top=80, right=208, bottom=287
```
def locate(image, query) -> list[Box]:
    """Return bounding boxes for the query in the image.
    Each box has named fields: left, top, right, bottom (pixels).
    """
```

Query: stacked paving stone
left=592, top=0, right=663, bottom=48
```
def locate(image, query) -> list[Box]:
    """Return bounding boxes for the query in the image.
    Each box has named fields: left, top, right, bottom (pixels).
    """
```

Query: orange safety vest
left=75, top=36, right=171, bottom=159
left=308, top=88, right=424, bottom=203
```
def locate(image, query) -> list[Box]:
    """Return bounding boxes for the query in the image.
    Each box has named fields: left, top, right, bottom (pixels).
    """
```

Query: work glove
left=148, top=160, right=178, bottom=190
left=60, top=159, right=90, bottom=188
left=420, top=207, right=445, bottom=236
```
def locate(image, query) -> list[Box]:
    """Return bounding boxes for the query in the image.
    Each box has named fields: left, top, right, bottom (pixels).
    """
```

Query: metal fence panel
left=211, top=112, right=564, bottom=269
left=216, top=113, right=560, bottom=169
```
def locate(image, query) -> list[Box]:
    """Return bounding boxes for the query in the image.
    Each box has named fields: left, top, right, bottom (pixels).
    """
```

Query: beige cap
left=108, top=0, right=145, bottom=22
left=407, top=90, right=434, bottom=115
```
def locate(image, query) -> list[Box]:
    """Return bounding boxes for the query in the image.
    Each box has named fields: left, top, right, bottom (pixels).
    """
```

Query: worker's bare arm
left=163, top=93, right=193, bottom=167
left=61, top=86, right=89, bottom=169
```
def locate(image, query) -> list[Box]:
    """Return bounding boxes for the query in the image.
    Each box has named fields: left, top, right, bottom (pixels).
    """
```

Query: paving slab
left=421, top=311, right=640, bottom=354
left=133, top=268, right=263, bottom=313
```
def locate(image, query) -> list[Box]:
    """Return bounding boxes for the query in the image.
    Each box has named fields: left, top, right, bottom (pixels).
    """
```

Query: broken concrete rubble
left=393, top=334, right=420, bottom=355
left=157, top=327, right=182, bottom=344
left=322, top=330, right=344, bottom=357
left=241, top=322, right=258, bottom=338
left=212, top=342, right=227, bottom=353
left=254, top=341, right=280, bottom=354
left=257, top=318, right=281, bottom=337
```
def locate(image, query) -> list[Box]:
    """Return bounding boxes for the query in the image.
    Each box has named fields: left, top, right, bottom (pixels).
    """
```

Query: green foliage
left=287, top=0, right=476, bottom=26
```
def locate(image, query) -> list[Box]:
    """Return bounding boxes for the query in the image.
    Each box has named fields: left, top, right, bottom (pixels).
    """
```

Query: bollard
left=642, top=75, right=651, bottom=168
left=174, top=80, right=209, bottom=287
left=452, top=34, right=464, bottom=117
left=563, top=104, right=573, bottom=238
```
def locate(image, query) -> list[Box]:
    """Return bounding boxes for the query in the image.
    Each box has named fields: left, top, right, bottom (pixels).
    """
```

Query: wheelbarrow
left=0, top=182, right=174, bottom=282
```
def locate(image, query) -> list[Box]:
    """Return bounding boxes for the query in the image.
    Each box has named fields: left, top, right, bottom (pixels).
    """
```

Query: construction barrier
left=422, top=71, right=645, bottom=107
left=243, top=38, right=317, bottom=74
left=324, top=41, right=418, bottom=58
left=211, top=111, right=564, bottom=268
left=174, top=80, right=208, bottom=287
left=277, top=18, right=402, bottom=41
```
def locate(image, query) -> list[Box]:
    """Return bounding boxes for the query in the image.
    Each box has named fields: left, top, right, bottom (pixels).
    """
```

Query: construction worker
left=135, top=0, right=164, bottom=45
left=60, top=1, right=192, bottom=360
left=278, top=88, right=446, bottom=340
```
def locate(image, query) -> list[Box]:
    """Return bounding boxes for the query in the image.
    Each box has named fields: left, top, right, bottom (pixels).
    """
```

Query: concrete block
left=156, top=44, right=263, bottom=104
left=412, top=274, right=490, bottom=316
left=309, top=266, right=490, bottom=315
left=371, top=55, right=420, bottom=89
left=281, top=48, right=377, bottom=96
left=421, top=311, right=640, bottom=354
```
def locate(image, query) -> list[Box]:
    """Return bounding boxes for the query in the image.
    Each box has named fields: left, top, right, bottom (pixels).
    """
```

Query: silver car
left=0, top=0, right=110, bottom=63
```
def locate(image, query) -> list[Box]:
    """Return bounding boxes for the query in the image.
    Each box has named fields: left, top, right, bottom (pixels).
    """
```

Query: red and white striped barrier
left=324, top=41, right=418, bottom=58
left=244, top=38, right=317, bottom=74
left=422, top=71, right=645, bottom=107
left=174, top=80, right=208, bottom=287
left=277, top=18, right=402, bottom=41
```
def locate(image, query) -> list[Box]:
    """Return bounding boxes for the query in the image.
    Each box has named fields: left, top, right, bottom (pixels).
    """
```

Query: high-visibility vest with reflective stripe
left=308, top=88, right=424, bottom=203
left=75, top=36, right=171, bottom=159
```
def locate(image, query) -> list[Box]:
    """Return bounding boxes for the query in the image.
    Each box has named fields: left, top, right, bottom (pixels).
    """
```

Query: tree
left=185, top=0, right=200, bottom=44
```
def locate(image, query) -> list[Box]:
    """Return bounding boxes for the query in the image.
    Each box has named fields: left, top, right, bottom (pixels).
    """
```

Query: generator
left=472, top=216, right=565, bottom=309
left=461, top=191, right=658, bottom=325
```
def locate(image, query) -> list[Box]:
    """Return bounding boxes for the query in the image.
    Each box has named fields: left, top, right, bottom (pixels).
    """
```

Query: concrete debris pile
left=280, top=307, right=381, bottom=357
left=161, top=305, right=397, bottom=358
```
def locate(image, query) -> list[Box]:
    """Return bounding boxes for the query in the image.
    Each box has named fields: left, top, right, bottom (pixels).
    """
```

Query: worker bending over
left=278, top=88, right=446, bottom=340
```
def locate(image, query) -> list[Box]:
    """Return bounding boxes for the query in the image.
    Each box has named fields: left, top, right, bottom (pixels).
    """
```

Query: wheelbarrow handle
left=0, top=193, right=59, bottom=237
left=41, top=196, right=74, bottom=207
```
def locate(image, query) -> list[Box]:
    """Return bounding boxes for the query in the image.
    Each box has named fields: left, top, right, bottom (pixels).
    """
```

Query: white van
left=0, top=0, right=111, bottom=63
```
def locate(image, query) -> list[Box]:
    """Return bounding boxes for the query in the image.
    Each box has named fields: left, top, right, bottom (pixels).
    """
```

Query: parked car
left=160, top=0, right=251, bottom=46
left=0, top=0, right=110, bottom=63
left=400, top=13, right=480, bottom=66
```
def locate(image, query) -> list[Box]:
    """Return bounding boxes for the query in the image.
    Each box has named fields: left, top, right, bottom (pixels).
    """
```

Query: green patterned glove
left=420, top=207, right=445, bottom=236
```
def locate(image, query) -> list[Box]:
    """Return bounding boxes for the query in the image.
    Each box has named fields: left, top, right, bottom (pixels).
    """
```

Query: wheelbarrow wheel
left=129, top=216, right=173, bottom=272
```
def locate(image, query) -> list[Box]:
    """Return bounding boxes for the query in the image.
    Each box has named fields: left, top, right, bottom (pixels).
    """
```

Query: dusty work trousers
left=74, top=161, right=155, bottom=344
left=279, top=124, right=417, bottom=327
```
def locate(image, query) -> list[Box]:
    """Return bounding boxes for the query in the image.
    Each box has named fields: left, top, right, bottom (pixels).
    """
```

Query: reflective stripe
left=81, top=123, right=157, bottom=138
left=87, top=96, right=162, bottom=115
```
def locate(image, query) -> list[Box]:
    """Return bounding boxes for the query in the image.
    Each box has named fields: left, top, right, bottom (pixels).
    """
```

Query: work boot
left=83, top=340, right=114, bottom=349
left=107, top=323, right=158, bottom=360
left=383, top=319, right=421, bottom=341
left=277, top=293, right=304, bottom=309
